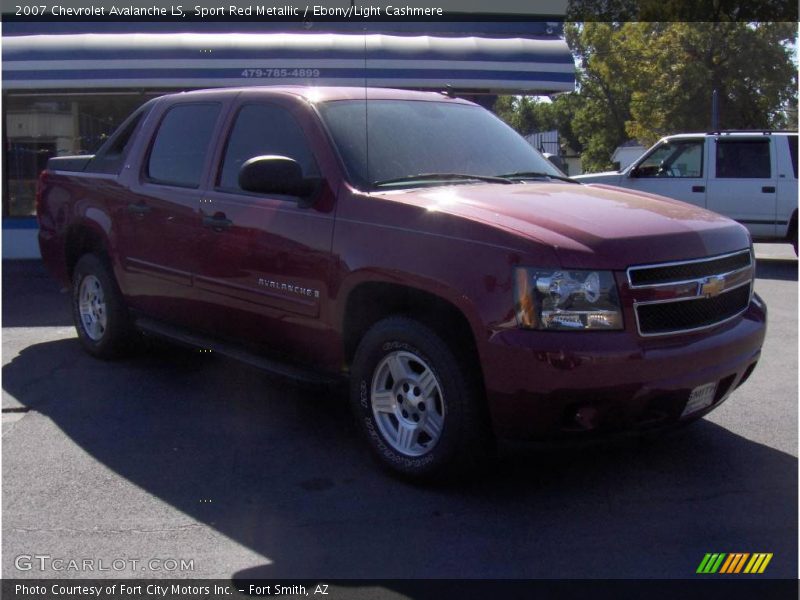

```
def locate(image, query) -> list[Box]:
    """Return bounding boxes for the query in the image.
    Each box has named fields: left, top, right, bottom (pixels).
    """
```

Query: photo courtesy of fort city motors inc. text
left=0, top=0, right=798, bottom=598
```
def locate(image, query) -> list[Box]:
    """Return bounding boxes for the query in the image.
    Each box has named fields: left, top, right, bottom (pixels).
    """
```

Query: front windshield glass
left=317, top=99, right=561, bottom=189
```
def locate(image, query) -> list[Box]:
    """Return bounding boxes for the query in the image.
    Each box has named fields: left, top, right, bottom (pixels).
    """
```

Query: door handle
left=692, top=185, right=705, bottom=193
left=203, top=213, right=233, bottom=232
left=127, top=202, right=151, bottom=215
left=762, top=186, right=776, bottom=193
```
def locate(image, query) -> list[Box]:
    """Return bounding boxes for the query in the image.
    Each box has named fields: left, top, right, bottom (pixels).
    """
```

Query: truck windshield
left=317, top=99, right=562, bottom=190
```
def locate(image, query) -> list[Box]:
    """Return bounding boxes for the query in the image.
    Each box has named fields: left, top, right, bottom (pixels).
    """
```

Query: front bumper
left=483, top=295, right=767, bottom=440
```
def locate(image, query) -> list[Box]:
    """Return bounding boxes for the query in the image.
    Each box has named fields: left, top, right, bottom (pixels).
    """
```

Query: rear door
left=622, top=138, right=707, bottom=207
left=117, top=100, right=224, bottom=326
left=193, top=97, right=338, bottom=364
left=706, top=137, right=777, bottom=238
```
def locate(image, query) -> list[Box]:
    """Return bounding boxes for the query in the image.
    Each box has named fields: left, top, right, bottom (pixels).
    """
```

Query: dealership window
left=3, top=93, right=155, bottom=217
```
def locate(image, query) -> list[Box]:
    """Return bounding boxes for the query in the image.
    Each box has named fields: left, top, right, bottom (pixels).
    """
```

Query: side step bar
left=135, top=316, right=343, bottom=387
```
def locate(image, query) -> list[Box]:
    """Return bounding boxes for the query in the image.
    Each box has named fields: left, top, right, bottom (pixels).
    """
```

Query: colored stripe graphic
left=719, top=553, right=750, bottom=573
left=744, top=553, right=773, bottom=574
left=699, top=553, right=773, bottom=574
left=697, top=553, right=727, bottom=574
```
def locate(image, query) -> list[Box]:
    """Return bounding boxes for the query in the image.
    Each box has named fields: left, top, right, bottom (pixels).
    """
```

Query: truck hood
left=374, top=182, right=750, bottom=270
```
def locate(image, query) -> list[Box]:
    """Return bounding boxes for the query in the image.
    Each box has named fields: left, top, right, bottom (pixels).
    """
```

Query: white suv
left=576, top=131, right=798, bottom=252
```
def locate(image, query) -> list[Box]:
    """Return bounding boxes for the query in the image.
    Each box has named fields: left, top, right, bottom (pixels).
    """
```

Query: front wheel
left=350, top=317, right=492, bottom=479
left=71, top=254, right=134, bottom=358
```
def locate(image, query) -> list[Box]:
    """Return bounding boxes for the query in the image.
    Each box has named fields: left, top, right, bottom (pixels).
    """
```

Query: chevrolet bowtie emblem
left=699, top=275, right=726, bottom=298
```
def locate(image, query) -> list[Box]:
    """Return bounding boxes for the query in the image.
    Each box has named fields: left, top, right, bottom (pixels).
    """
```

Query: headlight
left=513, top=268, right=623, bottom=330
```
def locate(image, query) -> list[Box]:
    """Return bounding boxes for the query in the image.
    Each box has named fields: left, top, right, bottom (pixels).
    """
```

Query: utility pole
left=711, top=89, right=719, bottom=130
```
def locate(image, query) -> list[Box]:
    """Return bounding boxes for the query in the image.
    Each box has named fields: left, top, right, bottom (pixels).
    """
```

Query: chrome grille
left=628, top=251, right=752, bottom=287
left=637, top=285, right=751, bottom=335
left=628, top=249, right=753, bottom=336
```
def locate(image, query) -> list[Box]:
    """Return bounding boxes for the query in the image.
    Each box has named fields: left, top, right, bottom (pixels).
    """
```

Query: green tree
left=495, top=22, right=798, bottom=173
left=566, top=22, right=635, bottom=171
left=494, top=96, right=554, bottom=136
left=494, top=93, right=583, bottom=154
left=625, top=22, right=798, bottom=145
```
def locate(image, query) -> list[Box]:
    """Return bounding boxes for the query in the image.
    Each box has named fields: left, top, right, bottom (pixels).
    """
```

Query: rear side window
left=217, top=103, right=319, bottom=191
left=86, top=104, right=151, bottom=174
left=716, top=139, right=771, bottom=179
left=147, top=103, right=221, bottom=187
left=788, top=135, right=798, bottom=179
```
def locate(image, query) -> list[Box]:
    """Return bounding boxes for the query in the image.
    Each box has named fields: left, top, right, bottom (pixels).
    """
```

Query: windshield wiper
left=496, top=171, right=579, bottom=184
left=372, top=173, right=514, bottom=188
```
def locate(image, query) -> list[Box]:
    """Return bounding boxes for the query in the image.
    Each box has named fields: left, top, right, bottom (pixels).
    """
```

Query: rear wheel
left=71, top=254, right=134, bottom=358
left=350, top=316, right=491, bottom=479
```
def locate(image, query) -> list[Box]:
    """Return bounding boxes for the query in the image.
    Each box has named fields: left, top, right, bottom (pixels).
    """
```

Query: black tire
left=350, top=316, right=492, bottom=479
left=71, top=254, right=134, bottom=359
left=789, top=212, right=798, bottom=256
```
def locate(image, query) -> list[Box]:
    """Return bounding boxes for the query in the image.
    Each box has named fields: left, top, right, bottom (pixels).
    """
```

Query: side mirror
left=238, top=155, right=317, bottom=199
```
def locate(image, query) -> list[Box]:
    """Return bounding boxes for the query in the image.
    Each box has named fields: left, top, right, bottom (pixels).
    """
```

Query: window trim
left=142, top=101, right=223, bottom=190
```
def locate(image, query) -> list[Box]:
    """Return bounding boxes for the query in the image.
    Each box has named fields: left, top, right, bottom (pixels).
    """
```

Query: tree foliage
left=496, top=22, right=798, bottom=173
left=493, top=94, right=582, bottom=153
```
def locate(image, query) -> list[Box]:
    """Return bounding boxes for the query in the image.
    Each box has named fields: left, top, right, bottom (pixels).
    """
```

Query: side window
left=218, top=103, right=319, bottom=192
left=716, top=139, right=771, bottom=179
left=633, top=140, right=703, bottom=178
left=86, top=105, right=151, bottom=174
left=788, top=135, right=798, bottom=179
left=147, top=103, right=221, bottom=188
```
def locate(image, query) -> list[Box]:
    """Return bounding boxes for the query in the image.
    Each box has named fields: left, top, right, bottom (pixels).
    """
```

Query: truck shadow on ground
left=2, top=336, right=797, bottom=579
left=2, top=260, right=72, bottom=328
left=755, top=258, right=797, bottom=282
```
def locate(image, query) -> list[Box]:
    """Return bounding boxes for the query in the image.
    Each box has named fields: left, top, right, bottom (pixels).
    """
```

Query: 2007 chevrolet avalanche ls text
left=37, top=87, right=767, bottom=478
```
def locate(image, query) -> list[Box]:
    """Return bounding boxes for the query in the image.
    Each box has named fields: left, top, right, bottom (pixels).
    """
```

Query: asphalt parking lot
left=2, top=249, right=797, bottom=582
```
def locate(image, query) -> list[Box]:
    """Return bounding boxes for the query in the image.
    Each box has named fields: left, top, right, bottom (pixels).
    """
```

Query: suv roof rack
left=707, top=130, right=797, bottom=135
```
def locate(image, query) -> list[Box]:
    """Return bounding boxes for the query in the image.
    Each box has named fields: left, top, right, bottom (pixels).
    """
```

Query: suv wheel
left=350, top=316, right=491, bottom=479
left=72, top=254, right=134, bottom=358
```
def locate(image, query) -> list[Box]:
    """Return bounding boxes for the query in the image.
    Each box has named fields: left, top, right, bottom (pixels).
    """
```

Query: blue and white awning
left=2, top=32, right=575, bottom=93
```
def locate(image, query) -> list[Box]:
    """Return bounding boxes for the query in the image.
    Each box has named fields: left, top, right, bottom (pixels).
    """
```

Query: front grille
left=636, top=285, right=751, bottom=335
left=629, top=250, right=751, bottom=286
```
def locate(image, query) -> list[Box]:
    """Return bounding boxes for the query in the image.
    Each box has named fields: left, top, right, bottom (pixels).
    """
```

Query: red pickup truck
left=37, top=87, right=766, bottom=478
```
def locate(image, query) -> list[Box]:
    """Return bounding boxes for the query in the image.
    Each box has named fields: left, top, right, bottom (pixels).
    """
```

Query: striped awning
left=2, top=32, right=575, bottom=93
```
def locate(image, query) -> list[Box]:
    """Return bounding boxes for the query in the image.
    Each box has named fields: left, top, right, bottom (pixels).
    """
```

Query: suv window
left=86, top=103, right=152, bottom=174
left=788, top=135, right=798, bottom=179
left=633, top=140, right=703, bottom=178
left=147, top=103, right=221, bottom=188
left=218, top=103, right=319, bottom=192
left=716, top=139, right=771, bottom=179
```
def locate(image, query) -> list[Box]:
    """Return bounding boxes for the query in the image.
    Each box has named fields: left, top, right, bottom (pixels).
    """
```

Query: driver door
left=623, top=138, right=708, bottom=208
left=192, top=99, right=337, bottom=364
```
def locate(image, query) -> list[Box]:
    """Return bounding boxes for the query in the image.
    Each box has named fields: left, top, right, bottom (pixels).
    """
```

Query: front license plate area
left=681, top=382, right=718, bottom=417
